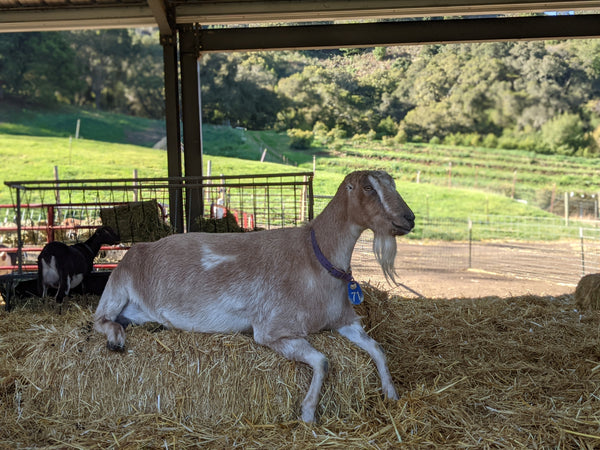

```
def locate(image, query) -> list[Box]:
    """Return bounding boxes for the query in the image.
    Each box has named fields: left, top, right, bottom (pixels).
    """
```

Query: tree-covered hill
left=2, top=30, right=600, bottom=156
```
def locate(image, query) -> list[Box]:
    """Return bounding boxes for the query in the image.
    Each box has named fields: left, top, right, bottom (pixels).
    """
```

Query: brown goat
left=94, top=170, right=415, bottom=422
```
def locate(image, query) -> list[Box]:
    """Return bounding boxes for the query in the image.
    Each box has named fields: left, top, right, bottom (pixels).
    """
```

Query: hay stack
left=3, top=287, right=600, bottom=448
left=575, top=273, right=600, bottom=310
left=2, top=295, right=386, bottom=428
left=197, top=211, right=242, bottom=233
left=100, top=200, right=171, bottom=243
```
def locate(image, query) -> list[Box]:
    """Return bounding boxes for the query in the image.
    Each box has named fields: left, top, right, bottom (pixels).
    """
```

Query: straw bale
left=2, top=287, right=600, bottom=448
left=575, top=273, right=600, bottom=310
left=198, top=211, right=242, bottom=233
left=100, top=200, right=171, bottom=243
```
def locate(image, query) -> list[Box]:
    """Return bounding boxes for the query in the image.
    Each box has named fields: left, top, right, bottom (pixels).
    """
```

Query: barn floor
left=1, top=287, right=599, bottom=448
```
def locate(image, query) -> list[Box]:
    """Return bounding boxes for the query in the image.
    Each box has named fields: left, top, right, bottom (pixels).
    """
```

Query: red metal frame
left=0, top=201, right=136, bottom=273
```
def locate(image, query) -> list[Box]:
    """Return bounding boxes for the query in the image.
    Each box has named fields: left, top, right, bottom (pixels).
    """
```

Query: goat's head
left=341, top=170, right=415, bottom=282
left=94, top=226, right=120, bottom=245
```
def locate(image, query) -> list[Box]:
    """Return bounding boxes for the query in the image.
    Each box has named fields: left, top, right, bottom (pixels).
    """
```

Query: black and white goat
left=38, top=226, right=119, bottom=303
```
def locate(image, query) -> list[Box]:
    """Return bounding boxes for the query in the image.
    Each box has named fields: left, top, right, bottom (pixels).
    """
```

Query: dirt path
left=352, top=240, right=578, bottom=299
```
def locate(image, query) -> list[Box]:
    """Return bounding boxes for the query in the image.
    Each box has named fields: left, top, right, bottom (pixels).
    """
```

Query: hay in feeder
left=575, top=273, right=600, bottom=310
left=197, top=211, right=242, bottom=233
left=100, top=200, right=171, bottom=243
left=2, top=286, right=600, bottom=448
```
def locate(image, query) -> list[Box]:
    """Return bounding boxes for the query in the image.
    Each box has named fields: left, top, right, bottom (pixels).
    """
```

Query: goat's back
left=38, top=241, right=94, bottom=273
left=38, top=242, right=72, bottom=263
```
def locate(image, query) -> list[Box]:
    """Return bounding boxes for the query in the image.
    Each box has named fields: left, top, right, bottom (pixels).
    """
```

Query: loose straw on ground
left=1, top=286, right=599, bottom=448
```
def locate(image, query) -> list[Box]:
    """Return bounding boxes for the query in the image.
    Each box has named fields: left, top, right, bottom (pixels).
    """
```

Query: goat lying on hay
left=94, top=170, right=415, bottom=422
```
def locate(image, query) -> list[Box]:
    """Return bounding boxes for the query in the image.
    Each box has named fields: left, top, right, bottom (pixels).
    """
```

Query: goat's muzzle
left=392, top=213, right=415, bottom=236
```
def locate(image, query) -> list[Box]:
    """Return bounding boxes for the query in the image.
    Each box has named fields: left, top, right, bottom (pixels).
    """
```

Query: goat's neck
left=82, top=234, right=103, bottom=256
left=310, top=204, right=363, bottom=272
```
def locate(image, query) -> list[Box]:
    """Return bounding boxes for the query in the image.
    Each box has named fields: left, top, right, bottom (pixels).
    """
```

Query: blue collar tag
left=348, top=281, right=364, bottom=305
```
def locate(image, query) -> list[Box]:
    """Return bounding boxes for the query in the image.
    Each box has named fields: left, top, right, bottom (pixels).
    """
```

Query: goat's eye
left=364, top=185, right=373, bottom=191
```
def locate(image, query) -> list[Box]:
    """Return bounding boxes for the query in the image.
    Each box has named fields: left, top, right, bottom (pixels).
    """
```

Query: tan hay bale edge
left=100, top=200, right=171, bottom=243
left=1, top=287, right=600, bottom=448
left=575, top=273, right=600, bottom=310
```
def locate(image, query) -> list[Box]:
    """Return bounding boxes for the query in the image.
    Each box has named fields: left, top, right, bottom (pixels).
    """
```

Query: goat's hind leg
left=94, top=283, right=130, bottom=351
left=337, top=321, right=399, bottom=400
left=259, top=336, right=328, bottom=423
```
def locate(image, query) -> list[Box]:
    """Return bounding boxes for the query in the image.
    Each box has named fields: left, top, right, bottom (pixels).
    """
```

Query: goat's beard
left=373, top=233, right=398, bottom=284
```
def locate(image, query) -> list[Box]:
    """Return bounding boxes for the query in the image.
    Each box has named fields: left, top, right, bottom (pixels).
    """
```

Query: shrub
left=373, top=47, right=387, bottom=61
left=376, top=116, right=398, bottom=138
left=443, top=133, right=463, bottom=146
left=395, top=128, right=408, bottom=144
left=351, top=133, right=368, bottom=143
left=465, top=133, right=481, bottom=147
left=326, top=126, right=347, bottom=142
left=312, top=121, right=329, bottom=141
left=541, top=113, right=590, bottom=156
left=287, top=128, right=314, bottom=150
left=482, top=133, right=498, bottom=148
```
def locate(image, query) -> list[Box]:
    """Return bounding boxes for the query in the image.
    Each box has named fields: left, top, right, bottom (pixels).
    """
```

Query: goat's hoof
left=385, top=387, right=400, bottom=401
left=300, top=408, right=317, bottom=424
left=106, top=341, right=125, bottom=352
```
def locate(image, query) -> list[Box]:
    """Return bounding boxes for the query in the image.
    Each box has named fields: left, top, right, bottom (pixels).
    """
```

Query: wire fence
left=1, top=189, right=596, bottom=289
left=1, top=172, right=314, bottom=273
left=315, top=195, right=599, bottom=287
left=350, top=217, right=600, bottom=287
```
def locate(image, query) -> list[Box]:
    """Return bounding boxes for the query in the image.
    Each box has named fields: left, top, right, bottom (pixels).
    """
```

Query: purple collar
left=310, top=228, right=354, bottom=283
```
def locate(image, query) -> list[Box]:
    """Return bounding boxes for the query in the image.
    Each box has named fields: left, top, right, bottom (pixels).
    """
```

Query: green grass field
left=0, top=132, right=557, bottom=224
left=0, top=105, right=596, bottom=226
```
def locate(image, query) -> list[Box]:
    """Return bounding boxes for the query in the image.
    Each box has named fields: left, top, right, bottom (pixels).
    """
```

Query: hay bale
left=197, top=211, right=242, bottom=233
left=9, top=308, right=381, bottom=425
left=100, top=200, right=171, bottom=243
left=575, top=273, right=600, bottom=310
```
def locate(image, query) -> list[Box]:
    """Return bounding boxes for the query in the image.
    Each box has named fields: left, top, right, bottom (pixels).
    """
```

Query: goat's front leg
left=258, top=335, right=328, bottom=423
left=337, top=321, right=399, bottom=400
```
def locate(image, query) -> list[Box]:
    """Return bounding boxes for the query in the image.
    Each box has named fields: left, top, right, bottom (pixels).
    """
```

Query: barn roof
left=2, top=1, right=600, bottom=34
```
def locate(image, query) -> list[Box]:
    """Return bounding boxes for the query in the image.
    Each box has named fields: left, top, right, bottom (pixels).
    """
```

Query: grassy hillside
left=312, top=141, right=600, bottom=207
left=0, top=131, right=555, bottom=223
left=0, top=102, right=165, bottom=147
left=1, top=105, right=596, bottom=221
left=202, top=125, right=600, bottom=204
left=0, top=134, right=300, bottom=204
left=208, top=127, right=597, bottom=217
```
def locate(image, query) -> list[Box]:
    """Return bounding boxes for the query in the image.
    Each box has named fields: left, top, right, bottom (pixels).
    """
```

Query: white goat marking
left=40, top=257, right=83, bottom=296
left=94, top=170, right=415, bottom=423
left=69, top=274, right=84, bottom=290
left=201, top=249, right=236, bottom=271
left=368, top=173, right=394, bottom=215
left=41, top=257, right=60, bottom=287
